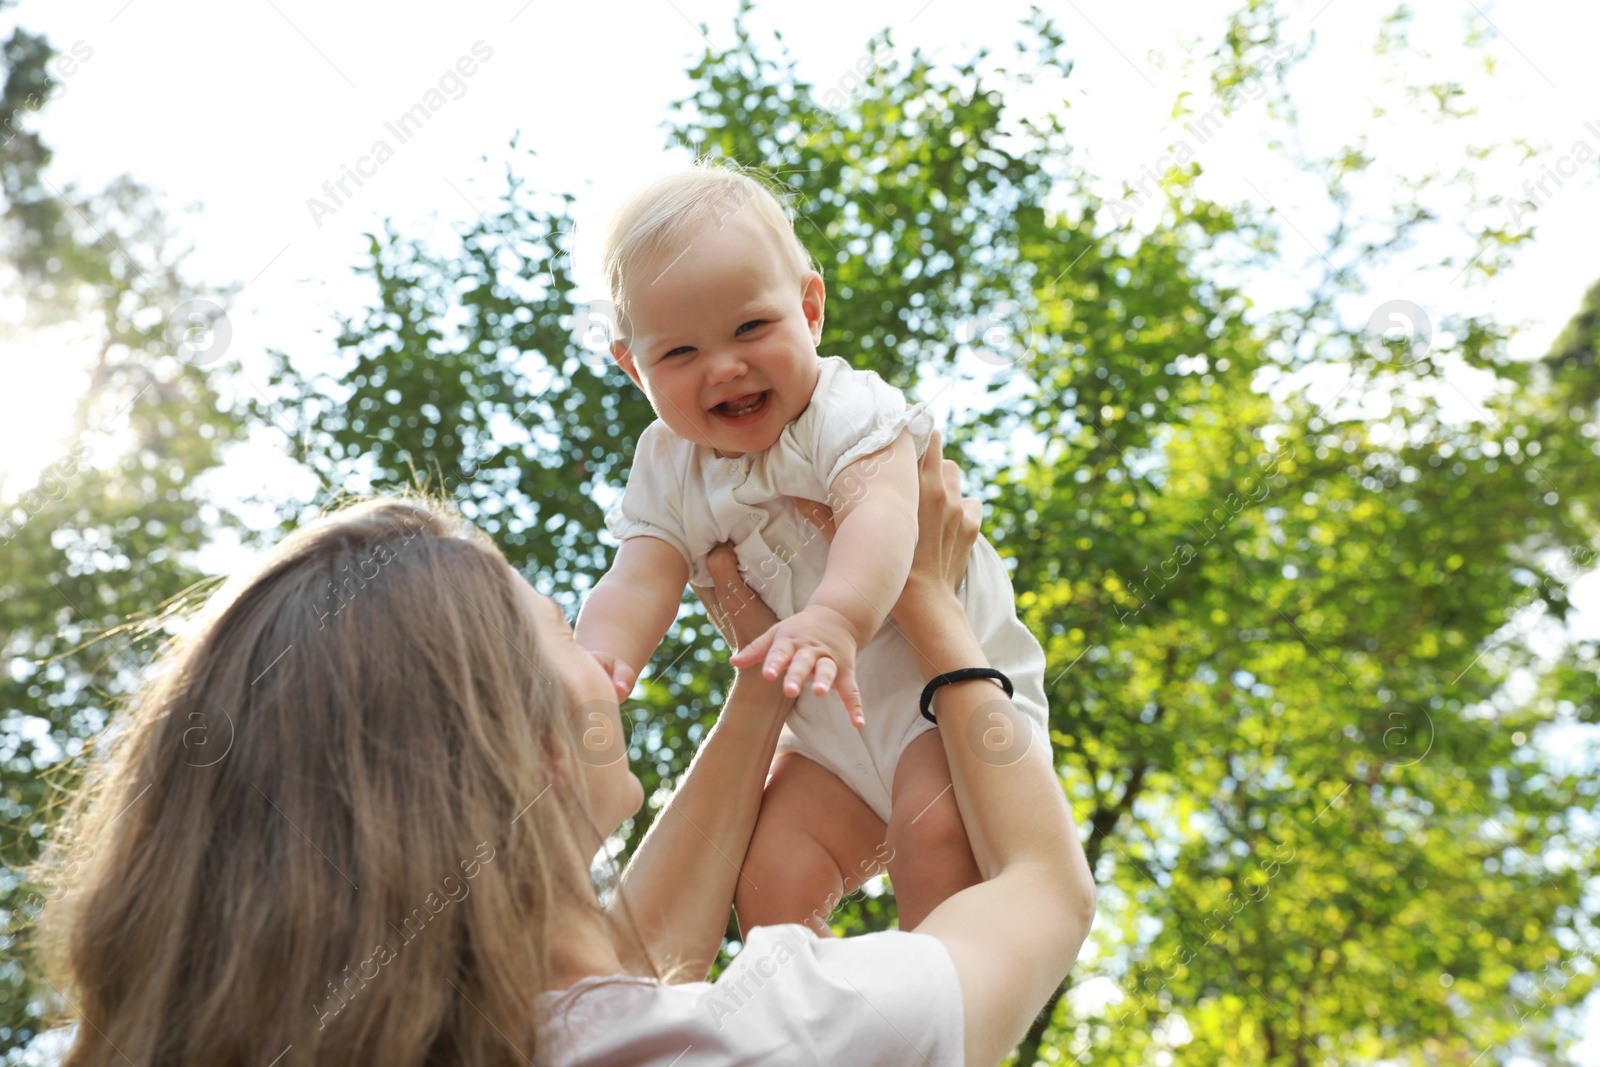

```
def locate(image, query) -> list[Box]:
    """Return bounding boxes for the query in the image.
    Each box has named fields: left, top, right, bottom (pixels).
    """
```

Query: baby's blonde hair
left=602, top=159, right=819, bottom=345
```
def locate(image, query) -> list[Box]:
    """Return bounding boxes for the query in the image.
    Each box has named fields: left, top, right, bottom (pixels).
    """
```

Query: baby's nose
left=706, top=349, right=748, bottom=381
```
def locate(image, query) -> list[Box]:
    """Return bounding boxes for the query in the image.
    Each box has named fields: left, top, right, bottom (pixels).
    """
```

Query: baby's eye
left=737, top=320, right=767, bottom=335
left=663, top=345, right=694, bottom=358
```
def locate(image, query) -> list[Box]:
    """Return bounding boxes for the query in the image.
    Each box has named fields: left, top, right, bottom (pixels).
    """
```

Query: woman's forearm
left=893, top=589, right=1094, bottom=910
left=613, top=664, right=792, bottom=978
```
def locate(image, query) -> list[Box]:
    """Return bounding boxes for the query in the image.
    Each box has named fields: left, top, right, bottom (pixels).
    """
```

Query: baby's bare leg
left=735, top=752, right=888, bottom=939
left=885, top=730, right=983, bottom=930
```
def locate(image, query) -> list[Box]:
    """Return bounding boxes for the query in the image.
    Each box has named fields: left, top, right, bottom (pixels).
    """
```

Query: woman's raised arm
left=891, top=430, right=1098, bottom=1067
left=611, top=544, right=794, bottom=980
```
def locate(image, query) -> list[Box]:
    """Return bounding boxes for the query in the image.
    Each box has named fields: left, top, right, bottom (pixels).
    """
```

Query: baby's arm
left=731, top=428, right=921, bottom=723
left=575, top=536, right=691, bottom=699
left=809, top=428, right=921, bottom=651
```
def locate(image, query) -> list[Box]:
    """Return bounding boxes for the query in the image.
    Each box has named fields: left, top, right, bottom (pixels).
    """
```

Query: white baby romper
left=604, top=355, right=1048, bottom=821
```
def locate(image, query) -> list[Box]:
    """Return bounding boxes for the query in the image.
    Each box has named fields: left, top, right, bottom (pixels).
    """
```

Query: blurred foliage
left=4, top=0, right=1599, bottom=1063
left=0, top=0, right=245, bottom=1054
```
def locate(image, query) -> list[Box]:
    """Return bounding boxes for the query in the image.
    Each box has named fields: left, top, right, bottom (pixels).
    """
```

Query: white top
left=536, top=924, right=965, bottom=1066
left=604, top=355, right=934, bottom=617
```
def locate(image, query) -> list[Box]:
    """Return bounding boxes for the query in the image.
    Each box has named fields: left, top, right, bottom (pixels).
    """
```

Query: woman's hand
left=691, top=543, right=780, bottom=657
left=891, top=428, right=982, bottom=629
left=623, top=548, right=799, bottom=982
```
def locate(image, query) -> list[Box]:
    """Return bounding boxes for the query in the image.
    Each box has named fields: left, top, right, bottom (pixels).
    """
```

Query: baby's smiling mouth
left=711, top=391, right=769, bottom=417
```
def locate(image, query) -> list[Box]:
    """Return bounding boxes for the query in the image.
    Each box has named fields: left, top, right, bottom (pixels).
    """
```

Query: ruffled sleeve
left=774, top=357, right=934, bottom=501
left=603, top=421, right=693, bottom=568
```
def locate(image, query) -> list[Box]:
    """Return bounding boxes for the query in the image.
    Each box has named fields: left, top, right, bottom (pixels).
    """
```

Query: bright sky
left=3, top=0, right=1599, bottom=1059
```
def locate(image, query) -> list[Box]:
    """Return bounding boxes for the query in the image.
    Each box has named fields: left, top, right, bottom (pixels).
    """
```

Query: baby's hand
left=582, top=647, right=638, bottom=701
left=730, top=605, right=865, bottom=728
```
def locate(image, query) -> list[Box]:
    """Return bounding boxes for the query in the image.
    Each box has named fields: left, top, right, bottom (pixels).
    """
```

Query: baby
left=574, top=161, right=1049, bottom=935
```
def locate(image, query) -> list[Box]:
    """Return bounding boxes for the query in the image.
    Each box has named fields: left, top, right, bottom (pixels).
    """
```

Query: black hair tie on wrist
left=920, top=668, right=1013, bottom=724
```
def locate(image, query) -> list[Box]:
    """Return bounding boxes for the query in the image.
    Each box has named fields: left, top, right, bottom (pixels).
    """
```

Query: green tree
left=95, top=3, right=1600, bottom=1065
left=0, top=2, right=247, bottom=1054
left=0, top=11, right=99, bottom=331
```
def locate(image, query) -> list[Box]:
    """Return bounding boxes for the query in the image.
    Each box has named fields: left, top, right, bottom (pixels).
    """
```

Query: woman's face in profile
left=512, top=569, right=644, bottom=836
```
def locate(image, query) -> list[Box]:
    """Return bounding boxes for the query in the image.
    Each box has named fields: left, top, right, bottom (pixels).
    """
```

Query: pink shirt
left=537, top=924, right=964, bottom=1065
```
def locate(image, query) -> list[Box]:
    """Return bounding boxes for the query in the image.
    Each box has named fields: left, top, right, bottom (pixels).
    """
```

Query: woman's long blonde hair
left=32, top=494, right=653, bottom=1065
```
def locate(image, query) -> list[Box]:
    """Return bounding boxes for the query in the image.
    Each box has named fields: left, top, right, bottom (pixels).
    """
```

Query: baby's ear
left=611, top=341, right=644, bottom=390
left=800, top=271, right=826, bottom=343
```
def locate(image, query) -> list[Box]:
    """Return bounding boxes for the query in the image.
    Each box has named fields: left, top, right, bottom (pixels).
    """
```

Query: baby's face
left=612, top=212, right=824, bottom=458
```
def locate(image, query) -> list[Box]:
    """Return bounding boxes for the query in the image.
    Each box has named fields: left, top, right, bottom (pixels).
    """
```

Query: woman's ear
left=540, top=733, right=572, bottom=792
left=800, top=271, right=825, bottom=344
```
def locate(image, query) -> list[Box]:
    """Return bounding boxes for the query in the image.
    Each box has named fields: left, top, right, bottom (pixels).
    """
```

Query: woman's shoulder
left=538, top=924, right=963, bottom=1066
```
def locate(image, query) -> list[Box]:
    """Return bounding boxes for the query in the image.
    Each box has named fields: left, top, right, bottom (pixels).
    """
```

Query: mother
left=34, top=430, right=1095, bottom=1066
